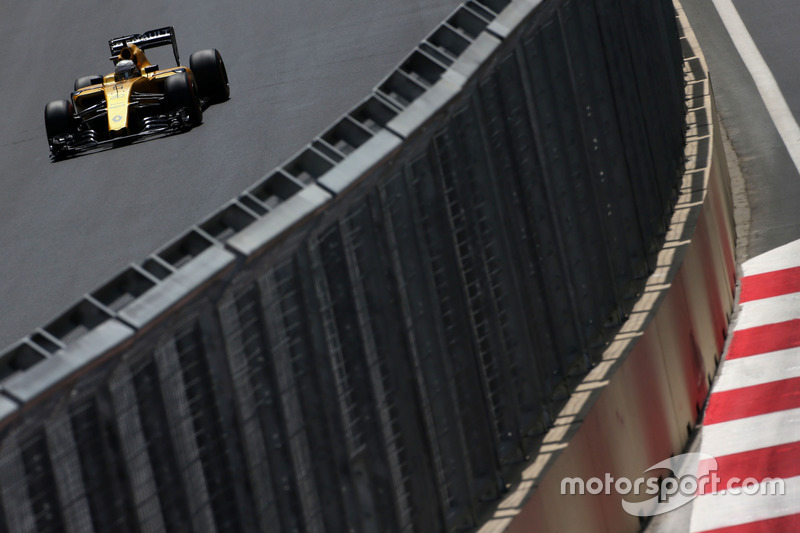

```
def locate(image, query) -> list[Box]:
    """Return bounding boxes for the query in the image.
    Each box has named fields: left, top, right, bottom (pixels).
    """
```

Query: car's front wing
left=49, top=109, right=194, bottom=159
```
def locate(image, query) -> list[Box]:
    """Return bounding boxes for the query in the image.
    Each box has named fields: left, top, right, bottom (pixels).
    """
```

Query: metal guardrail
left=0, top=0, right=685, bottom=531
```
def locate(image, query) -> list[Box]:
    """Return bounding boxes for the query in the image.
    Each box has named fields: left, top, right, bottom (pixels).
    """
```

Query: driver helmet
left=115, top=59, right=137, bottom=80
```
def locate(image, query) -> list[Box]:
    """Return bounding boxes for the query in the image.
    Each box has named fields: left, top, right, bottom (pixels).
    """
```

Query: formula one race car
left=44, top=26, right=229, bottom=158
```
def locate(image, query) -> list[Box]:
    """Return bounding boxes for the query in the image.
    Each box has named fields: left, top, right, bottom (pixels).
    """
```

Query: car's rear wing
left=109, top=26, right=180, bottom=65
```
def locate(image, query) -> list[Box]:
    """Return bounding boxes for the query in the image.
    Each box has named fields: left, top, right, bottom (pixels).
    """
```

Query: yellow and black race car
left=44, top=26, right=229, bottom=158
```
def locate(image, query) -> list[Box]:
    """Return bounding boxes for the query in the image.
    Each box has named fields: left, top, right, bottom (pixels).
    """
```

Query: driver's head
left=115, top=59, right=137, bottom=81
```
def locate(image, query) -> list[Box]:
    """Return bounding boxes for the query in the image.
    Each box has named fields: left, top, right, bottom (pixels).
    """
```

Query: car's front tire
left=45, top=99, right=77, bottom=157
left=165, top=72, right=202, bottom=126
left=45, top=99, right=76, bottom=140
left=189, top=49, right=229, bottom=103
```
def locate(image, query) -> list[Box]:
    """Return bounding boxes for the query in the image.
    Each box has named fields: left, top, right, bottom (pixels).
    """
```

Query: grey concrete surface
left=0, top=0, right=462, bottom=350
left=679, top=0, right=800, bottom=261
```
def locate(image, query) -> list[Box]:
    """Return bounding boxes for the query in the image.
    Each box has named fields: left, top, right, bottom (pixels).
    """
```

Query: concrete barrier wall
left=478, top=6, right=736, bottom=531
left=0, top=0, right=702, bottom=531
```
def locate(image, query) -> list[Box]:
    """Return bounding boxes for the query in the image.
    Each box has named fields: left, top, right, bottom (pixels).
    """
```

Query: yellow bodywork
left=71, top=43, right=187, bottom=134
left=105, top=79, right=135, bottom=132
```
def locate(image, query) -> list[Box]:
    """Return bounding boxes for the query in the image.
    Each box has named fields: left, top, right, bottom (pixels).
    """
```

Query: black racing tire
left=74, top=75, right=103, bottom=91
left=165, top=72, right=203, bottom=126
left=44, top=99, right=76, bottom=141
left=189, top=49, right=229, bottom=103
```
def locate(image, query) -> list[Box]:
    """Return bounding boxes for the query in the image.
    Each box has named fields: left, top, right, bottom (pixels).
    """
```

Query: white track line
left=691, top=475, right=800, bottom=532
left=736, top=292, right=800, bottom=330
left=712, top=0, right=800, bottom=176
left=743, top=239, right=800, bottom=277
left=700, top=407, right=800, bottom=458
left=713, top=347, right=800, bottom=392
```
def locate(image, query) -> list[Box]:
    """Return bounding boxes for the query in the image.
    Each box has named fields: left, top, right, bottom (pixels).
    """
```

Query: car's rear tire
left=45, top=99, right=76, bottom=141
left=165, top=72, right=202, bottom=126
left=74, top=75, right=103, bottom=91
left=189, top=49, right=229, bottom=103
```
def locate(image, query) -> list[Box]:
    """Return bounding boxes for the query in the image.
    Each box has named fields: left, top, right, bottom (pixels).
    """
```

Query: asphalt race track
left=680, top=0, right=800, bottom=260
left=0, top=0, right=462, bottom=350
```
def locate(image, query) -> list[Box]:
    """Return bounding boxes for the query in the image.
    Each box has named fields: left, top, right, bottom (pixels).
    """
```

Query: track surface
left=686, top=1, right=800, bottom=529
left=0, top=0, right=462, bottom=350
left=680, top=0, right=800, bottom=261
left=647, top=1, right=800, bottom=531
